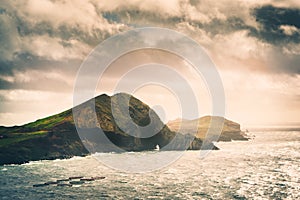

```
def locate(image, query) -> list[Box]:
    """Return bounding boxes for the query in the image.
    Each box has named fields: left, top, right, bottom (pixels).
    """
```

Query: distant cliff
left=0, top=93, right=217, bottom=165
left=167, top=116, right=248, bottom=142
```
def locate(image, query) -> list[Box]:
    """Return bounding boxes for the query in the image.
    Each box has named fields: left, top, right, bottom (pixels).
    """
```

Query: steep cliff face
left=0, top=93, right=216, bottom=165
left=167, top=116, right=248, bottom=142
left=72, top=93, right=186, bottom=152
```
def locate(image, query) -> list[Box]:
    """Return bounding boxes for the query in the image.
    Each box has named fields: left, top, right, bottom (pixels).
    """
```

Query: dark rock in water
left=33, top=183, right=47, bottom=187
left=0, top=93, right=218, bottom=165
left=80, top=178, right=95, bottom=181
left=69, top=176, right=84, bottom=180
left=45, top=181, right=58, bottom=185
left=33, top=176, right=102, bottom=188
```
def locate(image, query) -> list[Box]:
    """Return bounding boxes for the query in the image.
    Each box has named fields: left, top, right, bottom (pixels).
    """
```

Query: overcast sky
left=0, top=0, right=300, bottom=127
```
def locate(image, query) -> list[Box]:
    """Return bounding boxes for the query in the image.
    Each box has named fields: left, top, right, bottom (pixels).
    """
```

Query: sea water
left=1, top=129, right=300, bottom=199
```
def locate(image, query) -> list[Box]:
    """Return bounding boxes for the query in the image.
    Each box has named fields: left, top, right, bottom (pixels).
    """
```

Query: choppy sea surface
left=1, top=129, right=300, bottom=199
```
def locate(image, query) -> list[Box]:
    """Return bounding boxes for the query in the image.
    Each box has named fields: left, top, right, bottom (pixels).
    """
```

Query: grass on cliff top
left=0, top=130, right=48, bottom=147
left=24, top=110, right=72, bottom=130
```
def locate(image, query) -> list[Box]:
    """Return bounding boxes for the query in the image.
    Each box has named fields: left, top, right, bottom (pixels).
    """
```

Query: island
left=0, top=93, right=218, bottom=165
left=167, top=116, right=248, bottom=142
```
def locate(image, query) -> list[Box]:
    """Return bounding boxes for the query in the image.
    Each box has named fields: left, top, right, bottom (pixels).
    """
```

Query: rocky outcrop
left=167, top=116, right=248, bottom=142
left=0, top=93, right=217, bottom=165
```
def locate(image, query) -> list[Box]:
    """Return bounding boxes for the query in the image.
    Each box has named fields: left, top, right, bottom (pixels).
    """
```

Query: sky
left=0, top=0, right=300, bottom=127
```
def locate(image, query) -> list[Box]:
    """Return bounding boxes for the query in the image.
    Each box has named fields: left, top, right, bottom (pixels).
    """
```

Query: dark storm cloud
left=101, top=9, right=183, bottom=29
left=0, top=52, right=81, bottom=76
left=0, top=2, right=99, bottom=91
left=0, top=1, right=126, bottom=81
left=0, top=3, right=117, bottom=56
left=0, top=77, right=72, bottom=92
left=0, top=7, right=19, bottom=61
left=0, top=79, right=12, bottom=90
left=0, top=52, right=81, bottom=92
left=100, top=6, right=250, bottom=35
left=0, top=62, right=74, bottom=92
left=243, top=5, right=300, bottom=75
left=0, top=60, right=14, bottom=76
left=102, top=4, right=300, bottom=75
left=251, top=5, right=300, bottom=44
left=128, top=3, right=300, bottom=47
left=97, top=2, right=300, bottom=47
left=189, top=17, right=256, bottom=35
left=1, top=0, right=300, bottom=93
left=16, top=17, right=114, bottom=46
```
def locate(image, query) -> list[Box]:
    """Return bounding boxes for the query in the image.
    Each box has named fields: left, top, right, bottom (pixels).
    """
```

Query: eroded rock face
left=0, top=93, right=216, bottom=165
left=167, top=116, right=248, bottom=142
left=73, top=93, right=210, bottom=152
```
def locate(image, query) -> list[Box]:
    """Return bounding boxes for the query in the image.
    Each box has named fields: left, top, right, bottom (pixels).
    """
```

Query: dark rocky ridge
left=0, top=93, right=217, bottom=165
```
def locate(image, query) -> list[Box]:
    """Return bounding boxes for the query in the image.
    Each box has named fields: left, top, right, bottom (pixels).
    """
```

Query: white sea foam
left=1, top=130, right=300, bottom=199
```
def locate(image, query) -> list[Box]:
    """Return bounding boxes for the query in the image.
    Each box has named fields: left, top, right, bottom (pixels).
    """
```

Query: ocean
left=1, top=129, right=300, bottom=199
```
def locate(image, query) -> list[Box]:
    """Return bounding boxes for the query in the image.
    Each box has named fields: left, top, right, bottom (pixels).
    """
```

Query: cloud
left=251, top=5, right=300, bottom=44
left=0, top=0, right=300, bottom=125
left=0, top=0, right=130, bottom=98
left=21, top=35, right=90, bottom=61
left=0, top=7, right=20, bottom=61
left=0, top=0, right=128, bottom=63
left=14, top=0, right=127, bottom=33
left=0, top=69, right=73, bottom=92
left=280, top=25, right=299, bottom=36
left=92, top=0, right=181, bottom=17
left=1, top=0, right=299, bottom=76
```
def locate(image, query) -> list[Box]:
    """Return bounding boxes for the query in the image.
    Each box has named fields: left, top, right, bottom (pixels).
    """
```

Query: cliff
left=167, top=116, right=248, bottom=142
left=0, top=93, right=217, bottom=165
